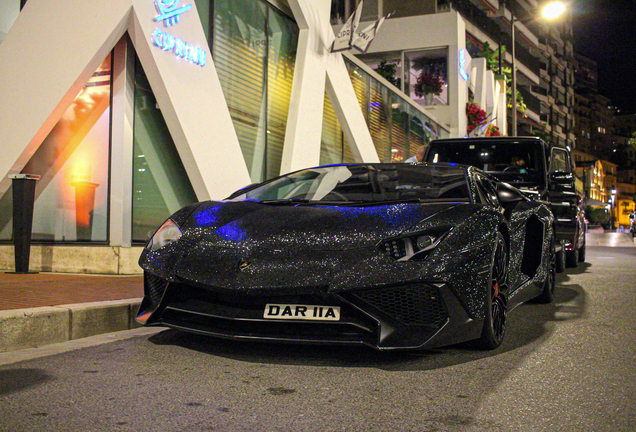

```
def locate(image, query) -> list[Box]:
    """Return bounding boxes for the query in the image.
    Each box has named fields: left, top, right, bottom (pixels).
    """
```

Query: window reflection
left=0, top=54, right=112, bottom=242
left=132, top=58, right=197, bottom=243
left=213, top=0, right=298, bottom=182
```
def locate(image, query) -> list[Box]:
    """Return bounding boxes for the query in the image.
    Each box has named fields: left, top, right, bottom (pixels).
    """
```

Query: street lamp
left=542, top=2, right=566, bottom=19
left=611, top=187, right=617, bottom=229
left=509, top=1, right=566, bottom=136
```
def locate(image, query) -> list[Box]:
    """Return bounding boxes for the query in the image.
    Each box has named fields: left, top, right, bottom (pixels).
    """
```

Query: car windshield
left=229, top=164, right=470, bottom=204
left=426, top=141, right=546, bottom=188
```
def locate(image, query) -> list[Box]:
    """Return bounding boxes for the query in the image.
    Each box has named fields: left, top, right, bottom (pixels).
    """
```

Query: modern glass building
left=0, top=0, right=449, bottom=272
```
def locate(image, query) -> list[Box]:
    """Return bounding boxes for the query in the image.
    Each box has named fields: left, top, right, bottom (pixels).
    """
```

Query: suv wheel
left=565, top=247, right=578, bottom=268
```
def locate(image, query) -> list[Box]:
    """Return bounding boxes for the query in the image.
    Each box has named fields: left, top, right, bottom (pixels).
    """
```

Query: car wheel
left=565, top=246, right=578, bottom=268
left=534, top=237, right=556, bottom=304
left=578, top=239, right=586, bottom=262
left=475, top=232, right=508, bottom=350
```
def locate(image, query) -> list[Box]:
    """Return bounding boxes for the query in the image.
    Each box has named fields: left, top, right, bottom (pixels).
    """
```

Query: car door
left=475, top=174, right=525, bottom=291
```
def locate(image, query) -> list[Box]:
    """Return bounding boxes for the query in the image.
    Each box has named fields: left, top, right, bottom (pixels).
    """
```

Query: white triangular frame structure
left=282, top=0, right=379, bottom=174
left=0, top=0, right=250, bottom=203
left=1, top=0, right=380, bottom=202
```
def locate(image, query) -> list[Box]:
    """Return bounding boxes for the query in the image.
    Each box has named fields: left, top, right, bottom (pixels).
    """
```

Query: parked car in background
left=425, top=136, right=585, bottom=270
left=136, top=163, right=556, bottom=351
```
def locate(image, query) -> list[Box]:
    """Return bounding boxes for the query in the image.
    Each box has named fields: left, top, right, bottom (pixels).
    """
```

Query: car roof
left=430, top=136, right=547, bottom=145
left=318, top=162, right=477, bottom=172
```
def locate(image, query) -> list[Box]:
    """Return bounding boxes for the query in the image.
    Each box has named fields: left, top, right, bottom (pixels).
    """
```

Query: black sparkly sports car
left=136, top=163, right=556, bottom=350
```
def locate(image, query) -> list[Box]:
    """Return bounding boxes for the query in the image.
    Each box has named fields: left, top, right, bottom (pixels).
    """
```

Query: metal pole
left=498, top=44, right=502, bottom=76
left=511, top=13, right=517, bottom=136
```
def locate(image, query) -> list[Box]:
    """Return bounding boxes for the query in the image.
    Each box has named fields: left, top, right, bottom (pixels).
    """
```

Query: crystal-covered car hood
left=178, top=200, right=459, bottom=251
left=140, top=200, right=497, bottom=293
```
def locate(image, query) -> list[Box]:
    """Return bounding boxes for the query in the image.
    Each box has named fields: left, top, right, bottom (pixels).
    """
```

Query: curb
left=0, top=298, right=142, bottom=353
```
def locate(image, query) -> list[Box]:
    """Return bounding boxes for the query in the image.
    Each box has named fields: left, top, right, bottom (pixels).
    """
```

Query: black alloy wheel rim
left=491, top=237, right=507, bottom=342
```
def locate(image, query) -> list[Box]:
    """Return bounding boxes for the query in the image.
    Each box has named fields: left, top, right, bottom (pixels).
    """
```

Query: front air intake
left=146, top=272, right=168, bottom=306
left=352, top=284, right=447, bottom=326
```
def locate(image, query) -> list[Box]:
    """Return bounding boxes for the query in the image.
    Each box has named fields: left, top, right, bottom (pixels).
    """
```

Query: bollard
left=8, top=174, right=40, bottom=274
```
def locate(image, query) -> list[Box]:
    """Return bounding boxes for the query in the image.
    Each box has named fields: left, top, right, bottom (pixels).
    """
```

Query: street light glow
left=542, top=2, right=566, bottom=19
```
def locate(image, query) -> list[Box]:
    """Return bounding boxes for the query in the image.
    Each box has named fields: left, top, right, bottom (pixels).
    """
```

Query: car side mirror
left=496, top=182, right=526, bottom=204
left=549, top=171, right=574, bottom=186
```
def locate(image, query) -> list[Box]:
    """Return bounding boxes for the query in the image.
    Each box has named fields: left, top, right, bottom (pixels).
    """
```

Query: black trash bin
left=8, top=174, right=40, bottom=274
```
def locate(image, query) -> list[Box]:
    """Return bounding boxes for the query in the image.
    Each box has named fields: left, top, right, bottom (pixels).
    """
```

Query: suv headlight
left=379, top=228, right=451, bottom=261
left=147, top=219, right=182, bottom=251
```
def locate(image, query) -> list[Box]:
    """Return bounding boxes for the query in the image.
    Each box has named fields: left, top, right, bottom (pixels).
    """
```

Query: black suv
left=424, top=136, right=585, bottom=269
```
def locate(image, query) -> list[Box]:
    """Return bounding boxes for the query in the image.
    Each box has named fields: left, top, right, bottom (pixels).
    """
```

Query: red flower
left=466, top=101, right=488, bottom=134
left=414, top=73, right=445, bottom=97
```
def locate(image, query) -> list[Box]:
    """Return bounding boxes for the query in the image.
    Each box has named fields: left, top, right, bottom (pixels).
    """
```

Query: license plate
left=263, top=304, right=341, bottom=321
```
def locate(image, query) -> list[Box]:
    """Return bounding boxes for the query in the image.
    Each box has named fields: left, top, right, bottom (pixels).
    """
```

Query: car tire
left=565, top=247, right=578, bottom=268
left=534, top=237, right=556, bottom=304
left=475, top=232, right=508, bottom=350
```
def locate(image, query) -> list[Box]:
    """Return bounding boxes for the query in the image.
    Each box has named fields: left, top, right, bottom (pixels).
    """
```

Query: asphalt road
left=1, top=241, right=635, bottom=431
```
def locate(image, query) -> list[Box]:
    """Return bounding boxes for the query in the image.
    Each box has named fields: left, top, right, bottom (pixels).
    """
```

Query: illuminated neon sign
left=151, top=0, right=207, bottom=67
left=155, top=0, right=192, bottom=27
left=459, top=49, right=469, bottom=81
left=152, top=30, right=206, bottom=66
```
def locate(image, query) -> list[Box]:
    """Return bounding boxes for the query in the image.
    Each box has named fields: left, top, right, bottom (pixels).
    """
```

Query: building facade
left=0, top=0, right=457, bottom=272
left=0, top=0, right=586, bottom=273
left=333, top=0, right=576, bottom=148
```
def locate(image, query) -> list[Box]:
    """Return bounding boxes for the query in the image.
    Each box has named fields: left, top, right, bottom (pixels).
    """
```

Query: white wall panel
left=281, top=0, right=379, bottom=174
left=0, top=0, right=250, bottom=204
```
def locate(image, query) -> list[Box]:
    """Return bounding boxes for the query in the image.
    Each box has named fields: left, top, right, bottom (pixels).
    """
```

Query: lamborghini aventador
left=136, top=163, right=556, bottom=350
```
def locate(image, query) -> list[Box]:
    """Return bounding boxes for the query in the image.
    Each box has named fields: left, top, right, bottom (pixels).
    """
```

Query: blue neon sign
left=151, top=0, right=207, bottom=67
left=155, top=0, right=192, bottom=27
left=152, top=29, right=207, bottom=66
left=459, top=49, right=469, bottom=81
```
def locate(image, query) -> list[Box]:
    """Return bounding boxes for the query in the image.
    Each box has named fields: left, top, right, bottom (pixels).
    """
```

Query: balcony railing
left=445, top=0, right=541, bottom=75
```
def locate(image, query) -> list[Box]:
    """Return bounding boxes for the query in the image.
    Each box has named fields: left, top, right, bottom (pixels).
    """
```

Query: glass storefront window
left=318, top=57, right=445, bottom=165
left=194, top=0, right=211, bottom=40
left=0, top=54, right=112, bottom=242
left=213, top=0, right=298, bottom=182
left=368, top=80, right=391, bottom=161
left=320, top=93, right=345, bottom=165
left=132, top=58, right=197, bottom=243
left=266, top=7, right=299, bottom=177
left=391, top=96, right=409, bottom=162
left=213, top=0, right=268, bottom=181
left=405, top=48, right=449, bottom=107
left=366, top=56, right=402, bottom=91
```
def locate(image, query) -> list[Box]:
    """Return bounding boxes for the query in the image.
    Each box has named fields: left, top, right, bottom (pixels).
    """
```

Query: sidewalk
left=1, top=232, right=633, bottom=354
left=586, top=232, right=636, bottom=247
left=0, top=273, right=143, bottom=311
left=0, top=272, right=143, bottom=353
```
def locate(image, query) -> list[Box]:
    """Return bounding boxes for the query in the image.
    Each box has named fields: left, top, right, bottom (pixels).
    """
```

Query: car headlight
left=379, top=228, right=450, bottom=261
left=147, top=219, right=182, bottom=251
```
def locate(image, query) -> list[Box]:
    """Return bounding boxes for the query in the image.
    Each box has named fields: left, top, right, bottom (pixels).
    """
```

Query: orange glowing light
left=72, top=180, right=99, bottom=228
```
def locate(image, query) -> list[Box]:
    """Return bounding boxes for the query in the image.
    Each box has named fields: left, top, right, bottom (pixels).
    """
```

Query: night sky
left=572, top=0, right=636, bottom=115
